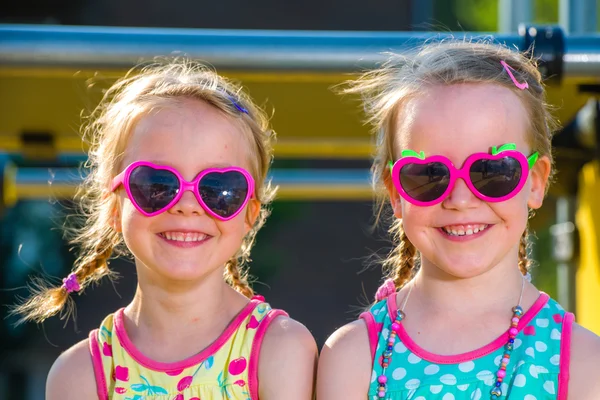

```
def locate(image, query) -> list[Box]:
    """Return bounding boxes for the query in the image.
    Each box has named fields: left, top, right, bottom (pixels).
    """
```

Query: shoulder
left=567, top=322, right=600, bottom=399
left=46, top=338, right=98, bottom=400
left=317, top=319, right=372, bottom=400
left=258, top=315, right=318, bottom=400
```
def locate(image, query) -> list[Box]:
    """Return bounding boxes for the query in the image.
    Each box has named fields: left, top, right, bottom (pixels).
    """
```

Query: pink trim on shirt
left=359, top=311, right=379, bottom=362
left=386, top=291, right=551, bottom=364
left=248, top=308, right=289, bottom=400
left=88, top=329, right=109, bottom=400
left=558, top=311, right=574, bottom=400
left=114, top=297, right=261, bottom=372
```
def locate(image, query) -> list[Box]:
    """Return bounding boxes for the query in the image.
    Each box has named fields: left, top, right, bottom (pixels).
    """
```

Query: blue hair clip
left=226, top=95, right=248, bottom=114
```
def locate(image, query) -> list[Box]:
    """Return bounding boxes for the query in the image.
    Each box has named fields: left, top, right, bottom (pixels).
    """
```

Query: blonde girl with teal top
left=13, top=59, right=317, bottom=399
left=317, top=41, right=600, bottom=399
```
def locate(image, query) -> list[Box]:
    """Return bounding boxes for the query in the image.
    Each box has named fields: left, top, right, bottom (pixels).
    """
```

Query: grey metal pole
left=551, top=197, right=577, bottom=311
left=560, top=0, right=598, bottom=34
left=411, top=0, right=434, bottom=31
left=499, top=0, right=533, bottom=33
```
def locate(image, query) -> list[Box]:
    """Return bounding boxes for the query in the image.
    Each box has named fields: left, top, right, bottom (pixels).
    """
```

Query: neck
left=124, top=265, right=250, bottom=344
left=404, top=257, right=538, bottom=319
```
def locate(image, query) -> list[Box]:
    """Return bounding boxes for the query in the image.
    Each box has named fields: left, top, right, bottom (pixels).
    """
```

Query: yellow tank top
left=88, top=296, right=286, bottom=400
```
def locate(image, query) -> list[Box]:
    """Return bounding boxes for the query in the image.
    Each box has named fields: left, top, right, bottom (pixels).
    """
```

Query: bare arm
left=46, top=338, right=98, bottom=400
left=316, top=320, right=372, bottom=400
left=258, top=316, right=318, bottom=400
left=567, top=323, right=600, bottom=400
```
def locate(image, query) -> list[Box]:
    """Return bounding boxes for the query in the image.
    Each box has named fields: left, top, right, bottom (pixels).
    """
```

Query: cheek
left=216, top=214, right=249, bottom=239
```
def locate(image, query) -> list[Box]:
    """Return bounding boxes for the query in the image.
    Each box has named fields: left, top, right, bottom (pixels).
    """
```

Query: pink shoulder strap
left=247, top=308, right=289, bottom=400
left=88, top=329, right=109, bottom=400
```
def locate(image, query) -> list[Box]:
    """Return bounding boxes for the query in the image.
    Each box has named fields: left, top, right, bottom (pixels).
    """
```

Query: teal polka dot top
left=361, top=292, right=574, bottom=400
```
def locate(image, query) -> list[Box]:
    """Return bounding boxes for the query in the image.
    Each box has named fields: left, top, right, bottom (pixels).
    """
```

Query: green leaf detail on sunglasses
left=490, top=143, right=517, bottom=155
left=400, top=149, right=426, bottom=159
left=491, top=143, right=539, bottom=169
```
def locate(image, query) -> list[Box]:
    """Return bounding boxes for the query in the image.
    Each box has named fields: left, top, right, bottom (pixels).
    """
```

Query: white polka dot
left=525, top=347, right=535, bottom=358
left=529, top=364, right=539, bottom=378
left=524, top=395, right=537, bottom=400
left=395, top=342, right=407, bottom=353
left=536, top=318, right=549, bottom=328
left=555, top=303, right=564, bottom=311
left=424, top=364, right=439, bottom=375
left=494, top=355, right=502, bottom=366
left=550, top=354, right=560, bottom=365
left=501, top=382, right=508, bottom=395
left=476, top=370, right=494, bottom=386
left=382, top=328, right=389, bottom=340
left=457, top=384, right=469, bottom=391
left=513, top=374, right=527, bottom=387
left=470, top=388, right=482, bottom=400
left=458, top=361, right=475, bottom=372
left=371, top=369, right=377, bottom=383
left=551, top=328, right=561, bottom=340
left=407, top=353, right=422, bottom=364
left=544, top=380, right=556, bottom=394
left=442, top=394, right=455, bottom=400
left=405, top=378, right=420, bottom=389
left=535, top=341, right=548, bottom=352
left=440, top=374, right=457, bottom=385
left=414, top=397, right=426, bottom=400
left=430, top=385, right=443, bottom=394
left=537, top=366, right=549, bottom=374
left=392, top=367, right=406, bottom=380
left=513, top=338, right=522, bottom=349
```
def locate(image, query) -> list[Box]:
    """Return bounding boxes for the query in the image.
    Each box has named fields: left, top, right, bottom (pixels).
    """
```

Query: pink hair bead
left=378, top=375, right=387, bottom=384
left=378, top=391, right=386, bottom=398
left=502, top=357, right=510, bottom=364
left=509, top=327, right=518, bottom=337
left=512, top=317, right=520, bottom=324
left=391, top=322, right=401, bottom=333
left=497, top=369, right=506, bottom=378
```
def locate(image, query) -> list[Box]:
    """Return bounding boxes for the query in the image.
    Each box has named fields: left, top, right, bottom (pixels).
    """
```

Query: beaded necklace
left=376, top=277, right=525, bottom=400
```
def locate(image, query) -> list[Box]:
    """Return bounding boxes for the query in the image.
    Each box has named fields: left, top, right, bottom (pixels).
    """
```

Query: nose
left=168, top=189, right=205, bottom=216
left=442, top=178, right=480, bottom=210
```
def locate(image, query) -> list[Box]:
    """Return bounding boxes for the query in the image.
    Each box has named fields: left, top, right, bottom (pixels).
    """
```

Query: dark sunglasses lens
left=470, top=157, right=522, bottom=198
left=128, top=166, right=180, bottom=213
left=399, top=162, right=450, bottom=203
left=199, top=171, right=249, bottom=218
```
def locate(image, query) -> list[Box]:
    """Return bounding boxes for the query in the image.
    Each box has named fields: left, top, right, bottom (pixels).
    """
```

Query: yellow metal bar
left=0, top=137, right=374, bottom=159
left=575, top=161, right=600, bottom=335
left=0, top=67, right=348, bottom=83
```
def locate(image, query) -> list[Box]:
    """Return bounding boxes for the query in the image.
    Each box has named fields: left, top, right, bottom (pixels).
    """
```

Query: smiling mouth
left=441, top=224, right=490, bottom=237
left=158, top=232, right=209, bottom=242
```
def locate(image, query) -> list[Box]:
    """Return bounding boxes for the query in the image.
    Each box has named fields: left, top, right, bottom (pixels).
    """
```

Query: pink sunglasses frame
left=389, top=146, right=539, bottom=207
left=111, top=161, right=255, bottom=220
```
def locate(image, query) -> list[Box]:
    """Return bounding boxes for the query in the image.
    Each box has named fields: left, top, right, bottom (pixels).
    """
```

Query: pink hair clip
left=501, top=60, right=529, bottom=90
left=62, top=273, right=81, bottom=293
left=375, top=278, right=397, bottom=301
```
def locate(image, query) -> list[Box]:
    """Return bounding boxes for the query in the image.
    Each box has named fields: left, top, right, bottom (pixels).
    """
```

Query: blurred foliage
left=435, top=0, right=597, bottom=32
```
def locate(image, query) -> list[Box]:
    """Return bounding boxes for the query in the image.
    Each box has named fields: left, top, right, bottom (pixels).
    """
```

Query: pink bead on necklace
left=376, top=277, right=525, bottom=400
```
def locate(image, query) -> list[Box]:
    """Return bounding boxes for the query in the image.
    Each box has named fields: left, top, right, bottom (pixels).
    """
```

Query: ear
left=244, top=199, right=261, bottom=234
left=527, top=155, right=551, bottom=209
left=384, top=173, right=403, bottom=219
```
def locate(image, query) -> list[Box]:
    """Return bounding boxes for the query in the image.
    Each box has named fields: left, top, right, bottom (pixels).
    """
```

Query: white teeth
left=443, top=224, right=488, bottom=237
left=161, top=232, right=207, bottom=242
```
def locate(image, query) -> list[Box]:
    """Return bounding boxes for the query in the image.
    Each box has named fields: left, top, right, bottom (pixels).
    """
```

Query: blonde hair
left=13, top=59, right=276, bottom=323
left=344, top=40, right=557, bottom=291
